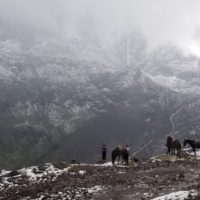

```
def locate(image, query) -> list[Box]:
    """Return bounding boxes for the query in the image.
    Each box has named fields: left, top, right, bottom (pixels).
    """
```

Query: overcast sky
left=0, top=0, right=200, bottom=55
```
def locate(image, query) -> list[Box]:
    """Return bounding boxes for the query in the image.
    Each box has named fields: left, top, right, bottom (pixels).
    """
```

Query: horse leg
left=127, top=153, right=129, bottom=165
left=170, top=147, right=174, bottom=155
left=167, top=146, right=170, bottom=155
left=172, top=147, right=175, bottom=155
left=112, top=155, right=115, bottom=165
left=118, top=155, right=121, bottom=164
left=193, top=148, right=196, bottom=157
left=126, top=155, right=129, bottom=165
left=177, top=148, right=181, bottom=158
left=122, top=155, right=124, bottom=164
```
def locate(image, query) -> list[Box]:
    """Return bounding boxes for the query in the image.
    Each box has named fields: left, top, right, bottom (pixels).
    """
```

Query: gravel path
left=1, top=159, right=200, bottom=199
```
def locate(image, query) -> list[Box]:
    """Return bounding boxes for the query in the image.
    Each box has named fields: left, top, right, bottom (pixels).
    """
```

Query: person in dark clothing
left=101, top=144, right=107, bottom=161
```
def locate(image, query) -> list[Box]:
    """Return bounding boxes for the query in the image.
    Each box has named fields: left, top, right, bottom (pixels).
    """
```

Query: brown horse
left=112, top=146, right=129, bottom=165
left=166, top=136, right=181, bottom=158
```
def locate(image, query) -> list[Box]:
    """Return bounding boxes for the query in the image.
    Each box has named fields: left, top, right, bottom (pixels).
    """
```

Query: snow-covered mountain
left=0, top=21, right=200, bottom=169
left=145, top=45, right=200, bottom=95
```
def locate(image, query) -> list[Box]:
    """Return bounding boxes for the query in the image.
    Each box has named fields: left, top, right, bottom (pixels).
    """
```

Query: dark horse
left=183, top=139, right=200, bottom=157
left=166, top=136, right=181, bottom=158
left=112, top=146, right=129, bottom=165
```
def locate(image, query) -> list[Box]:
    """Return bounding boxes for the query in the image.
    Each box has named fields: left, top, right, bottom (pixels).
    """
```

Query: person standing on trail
left=101, top=144, right=107, bottom=161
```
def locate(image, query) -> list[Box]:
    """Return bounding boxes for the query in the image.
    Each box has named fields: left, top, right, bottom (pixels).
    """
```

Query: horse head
left=166, top=136, right=173, bottom=146
left=183, top=138, right=191, bottom=146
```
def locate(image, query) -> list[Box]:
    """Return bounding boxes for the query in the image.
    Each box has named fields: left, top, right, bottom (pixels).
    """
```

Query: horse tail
left=112, top=149, right=119, bottom=164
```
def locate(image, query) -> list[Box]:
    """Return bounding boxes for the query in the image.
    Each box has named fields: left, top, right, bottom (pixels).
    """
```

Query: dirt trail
left=169, top=105, right=187, bottom=133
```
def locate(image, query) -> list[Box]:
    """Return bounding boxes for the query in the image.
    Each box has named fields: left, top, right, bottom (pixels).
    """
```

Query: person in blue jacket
left=101, top=144, right=107, bottom=161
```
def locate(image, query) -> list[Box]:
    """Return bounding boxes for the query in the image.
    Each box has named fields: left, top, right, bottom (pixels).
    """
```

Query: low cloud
left=0, top=0, right=200, bottom=54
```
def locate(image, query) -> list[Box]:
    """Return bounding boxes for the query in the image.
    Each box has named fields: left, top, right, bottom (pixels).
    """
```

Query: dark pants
left=102, top=151, right=106, bottom=161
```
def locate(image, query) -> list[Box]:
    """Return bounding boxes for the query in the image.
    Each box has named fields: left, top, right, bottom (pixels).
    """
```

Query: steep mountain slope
left=47, top=71, right=199, bottom=163
left=0, top=23, right=200, bottom=168
left=0, top=36, right=199, bottom=168
left=0, top=43, right=185, bottom=168
left=145, top=45, right=200, bottom=95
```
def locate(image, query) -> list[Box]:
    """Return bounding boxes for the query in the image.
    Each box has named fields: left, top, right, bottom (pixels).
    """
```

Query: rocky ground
left=1, top=153, right=200, bottom=200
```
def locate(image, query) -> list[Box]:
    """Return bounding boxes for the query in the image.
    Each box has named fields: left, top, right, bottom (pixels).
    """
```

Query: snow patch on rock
left=152, top=190, right=198, bottom=200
